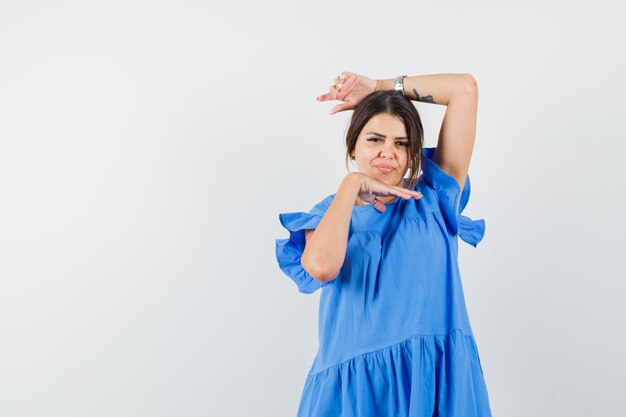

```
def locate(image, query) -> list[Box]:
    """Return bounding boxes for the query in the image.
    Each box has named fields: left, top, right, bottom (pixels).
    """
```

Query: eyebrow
left=366, top=131, right=408, bottom=140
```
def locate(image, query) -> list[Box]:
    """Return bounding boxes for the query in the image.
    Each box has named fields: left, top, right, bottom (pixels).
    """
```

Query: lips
left=375, top=164, right=394, bottom=173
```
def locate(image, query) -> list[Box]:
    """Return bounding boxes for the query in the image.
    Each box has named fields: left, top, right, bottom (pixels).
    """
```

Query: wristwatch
left=394, top=75, right=406, bottom=95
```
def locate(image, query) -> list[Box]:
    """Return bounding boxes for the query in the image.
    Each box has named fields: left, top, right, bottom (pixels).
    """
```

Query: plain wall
left=0, top=1, right=624, bottom=416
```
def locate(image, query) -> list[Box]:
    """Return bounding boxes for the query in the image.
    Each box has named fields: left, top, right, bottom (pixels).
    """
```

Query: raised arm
left=302, top=173, right=421, bottom=282
left=376, top=73, right=479, bottom=201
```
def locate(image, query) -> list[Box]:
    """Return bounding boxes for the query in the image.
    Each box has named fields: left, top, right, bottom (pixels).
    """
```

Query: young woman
left=275, top=72, right=492, bottom=417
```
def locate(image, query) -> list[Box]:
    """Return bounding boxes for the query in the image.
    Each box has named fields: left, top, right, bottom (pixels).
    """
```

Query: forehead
left=361, top=113, right=407, bottom=136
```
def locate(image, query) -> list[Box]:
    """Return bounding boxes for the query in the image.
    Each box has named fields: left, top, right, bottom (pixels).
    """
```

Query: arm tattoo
left=412, top=88, right=436, bottom=104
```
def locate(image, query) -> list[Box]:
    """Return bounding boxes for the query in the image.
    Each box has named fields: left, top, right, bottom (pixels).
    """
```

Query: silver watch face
left=394, top=76, right=404, bottom=91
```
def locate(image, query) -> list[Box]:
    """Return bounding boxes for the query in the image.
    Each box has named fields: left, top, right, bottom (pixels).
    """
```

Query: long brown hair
left=344, top=90, right=424, bottom=190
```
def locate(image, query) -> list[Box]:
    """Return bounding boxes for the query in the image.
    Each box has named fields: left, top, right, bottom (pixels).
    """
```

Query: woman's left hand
left=316, top=71, right=377, bottom=115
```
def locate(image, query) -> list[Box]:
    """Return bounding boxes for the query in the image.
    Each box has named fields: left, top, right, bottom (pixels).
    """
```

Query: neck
left=355, top=195, right=398, bottom=206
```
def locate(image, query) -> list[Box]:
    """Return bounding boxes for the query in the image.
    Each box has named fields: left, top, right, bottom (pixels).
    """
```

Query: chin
left=369, top=172, right=399, bottom=185
left=381, top=177, right=398, bottom=185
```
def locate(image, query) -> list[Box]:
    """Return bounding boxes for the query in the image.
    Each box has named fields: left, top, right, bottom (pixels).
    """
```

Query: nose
left=380, top=142, right=394, bottom=159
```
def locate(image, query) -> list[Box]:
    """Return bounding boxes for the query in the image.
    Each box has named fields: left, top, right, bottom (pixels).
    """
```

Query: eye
left=367, top=137, right=408, bottom=147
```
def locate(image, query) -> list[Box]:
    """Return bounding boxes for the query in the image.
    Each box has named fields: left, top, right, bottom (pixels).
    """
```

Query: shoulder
left=304, top=194, right=336, bottom=243
left=309, top=193, right=336, bottom=216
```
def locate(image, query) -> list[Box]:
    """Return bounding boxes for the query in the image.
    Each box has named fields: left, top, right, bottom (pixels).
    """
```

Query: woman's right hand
left=353, top=173, right=422, bottom=213
left=316, top=71, right=378, bottom=115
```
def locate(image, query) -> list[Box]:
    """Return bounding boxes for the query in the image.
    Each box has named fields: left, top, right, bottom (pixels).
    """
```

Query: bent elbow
left=301, top=258, right=339, bottom=283
left=317, top=267, right=340, bottom=283
left=464, top=73, right=478, bottom=94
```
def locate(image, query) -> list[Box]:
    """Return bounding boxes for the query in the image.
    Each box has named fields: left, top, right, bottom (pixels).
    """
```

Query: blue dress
left=275, top=147, right=493, bottom=417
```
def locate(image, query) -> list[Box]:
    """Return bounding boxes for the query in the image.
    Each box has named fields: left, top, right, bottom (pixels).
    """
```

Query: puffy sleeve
left=421, top=147, right=486, bottom=247
left=274, top=197, right=332, bottom=294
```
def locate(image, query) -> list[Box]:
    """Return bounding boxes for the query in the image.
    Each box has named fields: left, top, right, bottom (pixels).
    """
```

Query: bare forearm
left=376, top=73, right=477, bottom=106
left=301, top=173, right=361, bottom=282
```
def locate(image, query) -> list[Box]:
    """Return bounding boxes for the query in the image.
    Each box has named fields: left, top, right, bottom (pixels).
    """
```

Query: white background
left=1, top=1, right=624, bottom=416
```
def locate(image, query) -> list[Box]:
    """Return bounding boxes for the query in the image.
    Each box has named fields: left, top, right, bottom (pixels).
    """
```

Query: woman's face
left=351, top=113, right=410, bottom=187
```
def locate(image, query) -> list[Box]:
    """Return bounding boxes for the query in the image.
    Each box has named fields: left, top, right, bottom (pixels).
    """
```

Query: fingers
left=401, top=190, right=423, bottom=199
left=339, top=72, right=354, bottom=84
left=316, top=72, right=361, bottom=111
left=335, top=76, right=356, bottom=100
left=316, top=84, right=339, bottom=102
left=329, top=79, right=342, bottom=94
left=373, top=190, right=422, bottom=208
left=335, top=73, right=349, bottom=86
left=329, top=102, right=354, bottom=115
left=391, top=190, right=422, bottom=201
left=392, top=186, right=422, bottom=199
left=405, top=189, right=423, bottom=197
left=369, top=195, right=386, bottom=212
left=366, top=187, right=422, bottom=212
left=316, top=92, right=333, bottom=101
left=317, top=74, right=350, bottom=102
